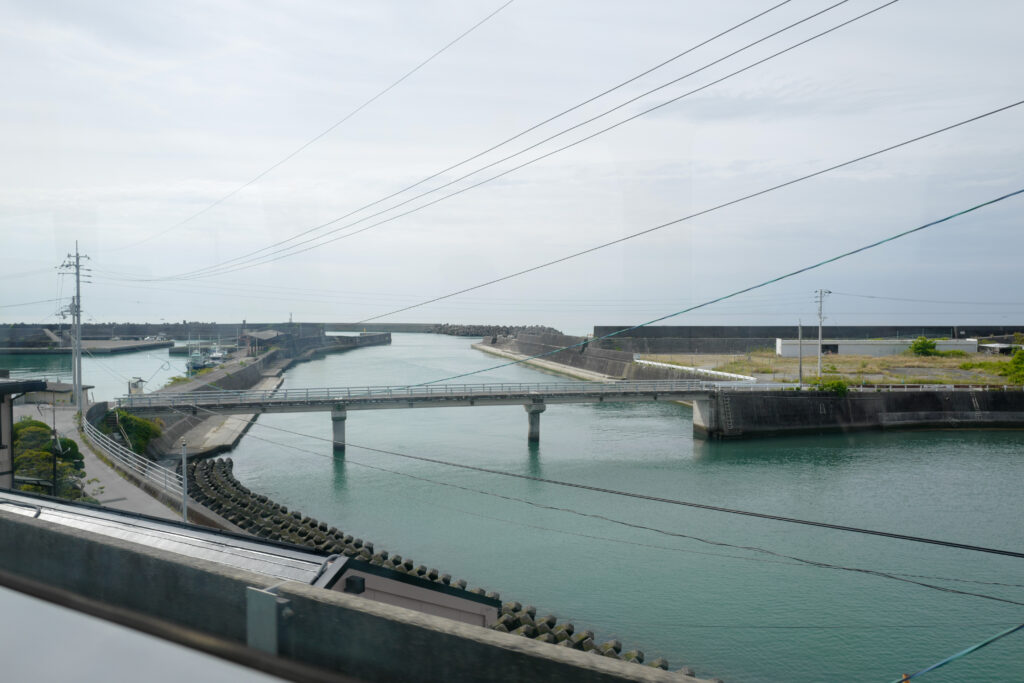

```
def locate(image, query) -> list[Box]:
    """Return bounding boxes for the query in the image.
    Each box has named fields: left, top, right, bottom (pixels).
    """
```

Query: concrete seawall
left=478, top=335, right=704, bottom=382
left=694, top=389, right=1024, bottom=439
left=145, top=333, right=391, bottom=458
left=0, top=507, right=707, bottom=682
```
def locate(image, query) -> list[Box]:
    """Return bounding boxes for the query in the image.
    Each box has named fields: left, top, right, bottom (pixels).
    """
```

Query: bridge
left=117, top=380, right=742, bottom=446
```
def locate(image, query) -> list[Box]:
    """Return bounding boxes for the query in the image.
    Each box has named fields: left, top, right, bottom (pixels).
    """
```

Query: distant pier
left=0, top=339, right=174, bottom=355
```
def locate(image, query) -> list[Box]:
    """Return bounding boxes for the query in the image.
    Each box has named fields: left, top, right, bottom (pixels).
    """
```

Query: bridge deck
left=119, top=380, right=752, bottom=414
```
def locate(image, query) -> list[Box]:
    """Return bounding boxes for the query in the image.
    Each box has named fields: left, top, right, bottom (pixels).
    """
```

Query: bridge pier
left=331, top=407, right=347, bottom=451
left=524, top=401, right=546, bottom=442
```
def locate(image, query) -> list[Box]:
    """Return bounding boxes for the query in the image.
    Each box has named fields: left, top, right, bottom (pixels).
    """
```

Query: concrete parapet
left=694, top=388, right=1024, bottom=439
left=188, top=458, right=699, bottom=676
left=0, top=507, right=708, bottom=682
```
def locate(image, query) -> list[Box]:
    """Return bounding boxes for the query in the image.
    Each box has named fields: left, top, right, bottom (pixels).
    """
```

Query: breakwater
left=591, top=325, right=1024, bottom=354
left=694, top=387, right=1024, bottom=439
left=190, top=457, right=687, bottom=673
left=480, top=334, right=702, bottom=381
left=435, top=324, right=563, bottom=338
left=145, top=334, right=391, bottom=458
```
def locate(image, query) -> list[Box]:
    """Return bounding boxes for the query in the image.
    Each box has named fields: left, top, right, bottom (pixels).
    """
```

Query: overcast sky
left=2, top=0, right=1022, bottom=335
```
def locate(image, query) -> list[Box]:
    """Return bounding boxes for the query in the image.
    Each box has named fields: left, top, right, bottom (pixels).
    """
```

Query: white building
left=775, top=338, right=978, bottom=358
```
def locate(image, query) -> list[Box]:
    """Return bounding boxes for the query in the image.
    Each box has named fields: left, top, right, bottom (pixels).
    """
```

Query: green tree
left=910, top=336, right=937, bottom=356
left=12, top=417, right=87, bottom=500
left=1008, top=349, right=1024, bottom=384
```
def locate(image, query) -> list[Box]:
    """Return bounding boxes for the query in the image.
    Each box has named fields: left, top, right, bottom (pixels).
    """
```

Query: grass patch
left=647, top=348, right=1017, bottom=385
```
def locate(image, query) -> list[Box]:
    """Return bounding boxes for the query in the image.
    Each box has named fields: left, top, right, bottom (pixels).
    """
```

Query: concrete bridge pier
left=524, top=401, right=546, bottom=442
left=331, top=407, right=347, bottom=451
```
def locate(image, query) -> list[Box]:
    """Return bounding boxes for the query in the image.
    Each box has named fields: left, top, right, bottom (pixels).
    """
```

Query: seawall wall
left=0, top=508, right=703, bottom=682
left=694, top=389, right=1024, bottom=439
left=481, top=335, right=703, bottom=381
left=593, top=324, right=1023, bottom=340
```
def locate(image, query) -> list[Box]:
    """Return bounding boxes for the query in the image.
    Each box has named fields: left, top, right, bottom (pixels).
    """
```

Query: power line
left=0, top=297, right=68, bottom=309
left=431, top=499, right=1024, bottom=590
left=334, top=438, right=1024, bottom=561
left=166, top=0, right=807, bottom=279
left=345, top=100, right=1024, bottom=327
left=159, top=401, right=1024, bottom=607
left=176, top=0, right=894, bottom=281
left=0, top=266, right=56, bottom=282
left=160, top=390, right=1024, bottom=559
left=397, top=188, right=1024, bottom=388
left=109, top=0, right=518, bottom=253
left=831, top=291, right=1024, bottom=306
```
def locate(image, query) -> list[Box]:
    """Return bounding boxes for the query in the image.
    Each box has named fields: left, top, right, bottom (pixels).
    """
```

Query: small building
left=22, top=381, right=95, bottom=405
left=239, top=329, right=291, bottom=355
left=1, top=376, right=47, bottom=489
left=978, top=343, right=1020, bottom=355
left=775, top=338, right=978, bottom=358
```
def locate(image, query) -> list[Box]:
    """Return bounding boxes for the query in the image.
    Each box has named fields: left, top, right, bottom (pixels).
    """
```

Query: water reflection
left=526, top=441, right=542, bottom=478
left=331, top=451, right=348, bottom=494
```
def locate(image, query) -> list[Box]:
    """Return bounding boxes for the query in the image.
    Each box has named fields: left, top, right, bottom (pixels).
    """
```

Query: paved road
left=13, top=403, right=179, bottom=521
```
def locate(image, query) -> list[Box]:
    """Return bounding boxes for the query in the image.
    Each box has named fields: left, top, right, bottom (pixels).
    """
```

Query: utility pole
left=798, top=320, right=803, bottom=385
left=59, top=242, right=89, bottom=411
left=816, top=289, right=831, bottom=377
left=181, top=439, right=188, bottom=523
left=50, top=401, right=60, bottom=497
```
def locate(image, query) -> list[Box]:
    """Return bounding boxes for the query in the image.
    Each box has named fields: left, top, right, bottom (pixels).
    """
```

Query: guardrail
left=82, top=420, right=182, bottom=494
left=633, top=358, right=758, bottom=383
left=117, top=379, right=725, bottom=409
left=706, top=383, right=1023, bottom=393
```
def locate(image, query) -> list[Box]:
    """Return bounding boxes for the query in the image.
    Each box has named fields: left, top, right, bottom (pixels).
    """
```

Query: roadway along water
left=16, top=335, right=1024, bottom=681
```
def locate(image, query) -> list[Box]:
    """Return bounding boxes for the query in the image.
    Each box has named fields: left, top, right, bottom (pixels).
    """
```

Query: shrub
left=111, top=410, right=163, bottom=455
left=811, top=377, right=849, bottom=396
left=11, top=421, right=85, bottom=499
left=15, top=426, right=53, bottom=453
left=1009, top=349, right=1024, bottom=384
left=910, top=336, right=937, bottom=356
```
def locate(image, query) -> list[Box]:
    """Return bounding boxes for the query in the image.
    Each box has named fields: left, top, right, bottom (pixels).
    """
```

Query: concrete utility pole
left=181, top=439, right=188, bottom=523
left=60, top=242, right=89, bottom=410
left=798, top=320, right=803, bottom=385
left=816, top=289, right=831, bottom=377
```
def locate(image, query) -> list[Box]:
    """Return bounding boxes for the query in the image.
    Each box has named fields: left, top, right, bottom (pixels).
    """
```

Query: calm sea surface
left=7, top=334, right=1024, bottom=682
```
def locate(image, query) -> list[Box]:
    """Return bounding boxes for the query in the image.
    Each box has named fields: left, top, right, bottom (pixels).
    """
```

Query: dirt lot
left=640, top=350, right=1017, bottom=385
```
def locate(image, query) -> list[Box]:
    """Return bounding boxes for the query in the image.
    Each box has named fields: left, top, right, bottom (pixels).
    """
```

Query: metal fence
left=118, top=379, right=725, bottom=409
left=82, top=420, right=182, bottom=494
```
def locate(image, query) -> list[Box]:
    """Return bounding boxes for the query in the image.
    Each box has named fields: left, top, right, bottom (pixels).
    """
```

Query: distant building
left=775, top=338, right=978, bottom=358
left=979, top=343, right=1021, bottom=355
left=239, top=329, right=290, bottom=355
left=22, top=381, right=95, bottom=405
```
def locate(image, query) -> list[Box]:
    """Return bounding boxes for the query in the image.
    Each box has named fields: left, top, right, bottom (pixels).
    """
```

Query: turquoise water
left=15, top=334, right=1024, bottom=681
left=224, top=334, right=1024, bottom=682
left=1, top=347, right=186, bottom=402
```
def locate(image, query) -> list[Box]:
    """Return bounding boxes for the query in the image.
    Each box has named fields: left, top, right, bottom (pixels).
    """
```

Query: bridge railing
left=117, top=379, right=720, bottom=409
left=82, top=420, right=183, bottom=494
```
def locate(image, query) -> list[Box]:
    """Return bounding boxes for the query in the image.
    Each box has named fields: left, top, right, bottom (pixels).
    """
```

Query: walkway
left=118, top=379, right=726, bottom=415
left=13, top=404, right=178, bottom=521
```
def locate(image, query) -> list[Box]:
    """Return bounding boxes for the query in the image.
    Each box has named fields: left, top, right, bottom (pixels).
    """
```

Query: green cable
left=889, top=622, right=1024, bottom=682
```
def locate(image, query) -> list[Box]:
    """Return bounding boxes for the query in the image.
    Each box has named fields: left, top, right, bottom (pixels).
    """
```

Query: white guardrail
left=117, top=380, right=727, bottom=409
left=82, top=420, right=182, bottom=494
left=116, top=381, right=1018, bottom=411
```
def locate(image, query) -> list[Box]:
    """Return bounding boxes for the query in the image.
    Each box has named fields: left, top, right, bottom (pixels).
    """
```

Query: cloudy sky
left=1, top=0, right=1022, bottom=335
